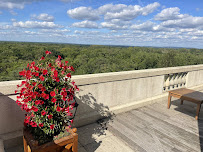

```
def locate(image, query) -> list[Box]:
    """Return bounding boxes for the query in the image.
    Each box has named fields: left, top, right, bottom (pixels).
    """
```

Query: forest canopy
left=1, top=41, right=203, bottom=81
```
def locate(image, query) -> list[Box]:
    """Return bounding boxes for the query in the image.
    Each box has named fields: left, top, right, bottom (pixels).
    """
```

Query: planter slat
left=23, top=128, right=78, bottom=152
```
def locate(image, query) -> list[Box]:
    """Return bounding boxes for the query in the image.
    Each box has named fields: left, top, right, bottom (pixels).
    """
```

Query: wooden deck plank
left=107, top=100, right=203, bottom=152
left=131, top=110, right=200, bottom=151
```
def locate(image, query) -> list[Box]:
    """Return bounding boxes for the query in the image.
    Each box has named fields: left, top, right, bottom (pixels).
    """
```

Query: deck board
left=108, top=99, right=203, bottom=152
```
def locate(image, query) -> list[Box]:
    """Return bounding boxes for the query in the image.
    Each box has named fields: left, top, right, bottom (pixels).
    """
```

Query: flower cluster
left=16, top=51, right=79, bottom=138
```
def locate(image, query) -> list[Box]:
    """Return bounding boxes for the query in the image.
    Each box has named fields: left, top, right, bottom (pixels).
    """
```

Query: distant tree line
left=1, top=41, right=203, bottom=81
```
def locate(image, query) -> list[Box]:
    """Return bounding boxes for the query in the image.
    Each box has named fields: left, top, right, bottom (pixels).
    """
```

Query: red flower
left=32, top=82, right=36, bottom=86
left=31, top=122, right=37, bottom=127
left=40, top=56, right=45, bottom=60
left=45, top=50, right=51, bottom=54
left=56, top=106, right=61, bottom=112
left=54, top=70, right=58, bottom=77
left=38, top=84, right=43, bottom=88
left=24, top=118, right=29, bottom=124
left=19, top=70, right=26, bottom=76
left=43, top=69, right=48, bottom=75
left=50, top=91, right=56, bottom=97
left=50, top=124, right=54, bottom=130
left=39, top=75, right=45, bottom=81
left=41, top=87, right=46, bottom=92
left=65, top=61, right=68, bottom=64
left=66, top=73, right=71, bottom=78
left=55, top=77, right=60, bottom=82
left=58, top=55, right=62, bottom=60
left=32, top=106, right=38, bottom=112
left=34, top=66, right=40, bottom=71
left=51, top=97, right=56, bottom=103
left=45, top=94, right=49, bottom=100
left=75, top=85, right=79, bottom=91
left=29, top=121, right=33, bottom=126
left=69, top=66, right=75, bottom=72
left=31, top=61, right=35, bottom=66
left=48, top=63, right=52, bottom=67
left=70, top=119, right=73, bottom=124
left=48, top=114, right=53, bottom=119
left=41, top=93, right=49, bottom=100
left=39, top=123, right=44, bottom=127
left=41, top=110, right=46, bottom=116
left=35, top=72, right=39, bottom=77
left=35, top=100, right=41, bottom=105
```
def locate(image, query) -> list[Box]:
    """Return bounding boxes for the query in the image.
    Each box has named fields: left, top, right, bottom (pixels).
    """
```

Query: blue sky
left=0, top=0, right=203, bottom=48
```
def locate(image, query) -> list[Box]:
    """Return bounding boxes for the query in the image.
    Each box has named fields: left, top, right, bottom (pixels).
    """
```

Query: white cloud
left=103, top=5, right=140, bottom=21
left=154, top=7, right=189, bottom=21
left=161, top=16, right=203, bottom=29
left=187, top=30, right=203, bottom=37
left=11, top=18, right=16, bottom=22
left=74, top=30, right=100, bottom=35
left=131, top=21, right=155, bottom=31
left=41, top=29, right=70, bottom=33
left=110, top=19, right=131, bottom=26
left=0, top=25, right=13, bottom=30
left=74, top=30, right=84, bottom=34
left=72, top=20, right=99, bottom=29
left=13, top=21, right=63, bottom=29
left=104, top=2, right=160, bottom=21
left=0, top=1, right=24, bottom=9
left=131, top=21, right=175, bottom=32
left=0, top=0, right=49, bottom=11
left=31, top=13, right=54, bottom=22
left=141, top=2, right=160, bottom=16
left=101, top=22, right=128, bottom=30
left=179, top=29, right=196, bottom=33
left=67, top=7, right=99, bottom=21
left=100, top=19, right=130, bottom=30
left=24, top=31, right=37, bottom=34
left=98, top=4, right=127, bottom=14
left=67, top=2, right=160, bottom=21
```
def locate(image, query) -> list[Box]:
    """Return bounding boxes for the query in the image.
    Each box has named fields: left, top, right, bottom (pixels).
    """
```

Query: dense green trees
left=0, top=41, right=203, bottom=81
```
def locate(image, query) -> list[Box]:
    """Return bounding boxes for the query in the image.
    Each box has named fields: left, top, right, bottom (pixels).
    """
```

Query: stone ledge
left=1, top=64, right=203, bottom=88
left=73, top=64, right=203, bottom=85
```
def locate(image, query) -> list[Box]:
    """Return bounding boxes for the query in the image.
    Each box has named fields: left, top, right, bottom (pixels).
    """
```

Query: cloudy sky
left=0, top=0, right=203, bottom=48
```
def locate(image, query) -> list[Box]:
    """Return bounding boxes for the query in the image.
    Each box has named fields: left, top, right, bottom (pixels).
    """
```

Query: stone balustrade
left=163, top=72, right=188, bottom=91
left=1, top=64, right=203, bottom=150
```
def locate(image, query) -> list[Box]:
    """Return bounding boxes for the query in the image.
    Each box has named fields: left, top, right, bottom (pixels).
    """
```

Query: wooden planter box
left=23, top=127, right=78, bottom=152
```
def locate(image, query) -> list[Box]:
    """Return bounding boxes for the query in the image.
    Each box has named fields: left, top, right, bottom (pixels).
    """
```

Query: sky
left=0, top=0, right=203, bottom=48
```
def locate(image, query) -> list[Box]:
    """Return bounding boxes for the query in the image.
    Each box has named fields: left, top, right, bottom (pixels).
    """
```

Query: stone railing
left=163, top=72, right=188, bottom=91
left=1, top=64, right=203, bottom=150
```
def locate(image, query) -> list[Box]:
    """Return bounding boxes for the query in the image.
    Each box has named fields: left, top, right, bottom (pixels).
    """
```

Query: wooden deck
left=108, top=99, right=203, bottom=152
left=6, top=98, right=203, bottom=152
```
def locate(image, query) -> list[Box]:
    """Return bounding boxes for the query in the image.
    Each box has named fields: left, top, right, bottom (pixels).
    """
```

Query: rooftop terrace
left=6, top=97, right=203, bottom=152
left=1, top=64, right=203, bottom=152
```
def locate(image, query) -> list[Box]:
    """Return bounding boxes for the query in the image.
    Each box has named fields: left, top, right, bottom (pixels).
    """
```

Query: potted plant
left=16, top=50, right=79, bottom=152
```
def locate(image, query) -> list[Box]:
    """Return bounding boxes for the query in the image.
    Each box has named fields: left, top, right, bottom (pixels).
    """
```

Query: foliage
left=16, top=50, right=79, bottom=144
left=1, top=41, right=203, bottom=81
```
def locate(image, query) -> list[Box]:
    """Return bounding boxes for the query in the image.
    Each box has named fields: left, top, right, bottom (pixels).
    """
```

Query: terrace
left=1, top=64, right=203, bottom=152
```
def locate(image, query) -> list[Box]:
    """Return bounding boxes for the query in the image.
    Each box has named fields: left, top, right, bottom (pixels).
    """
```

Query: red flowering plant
left=16, top=50, right=79, bottom=144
